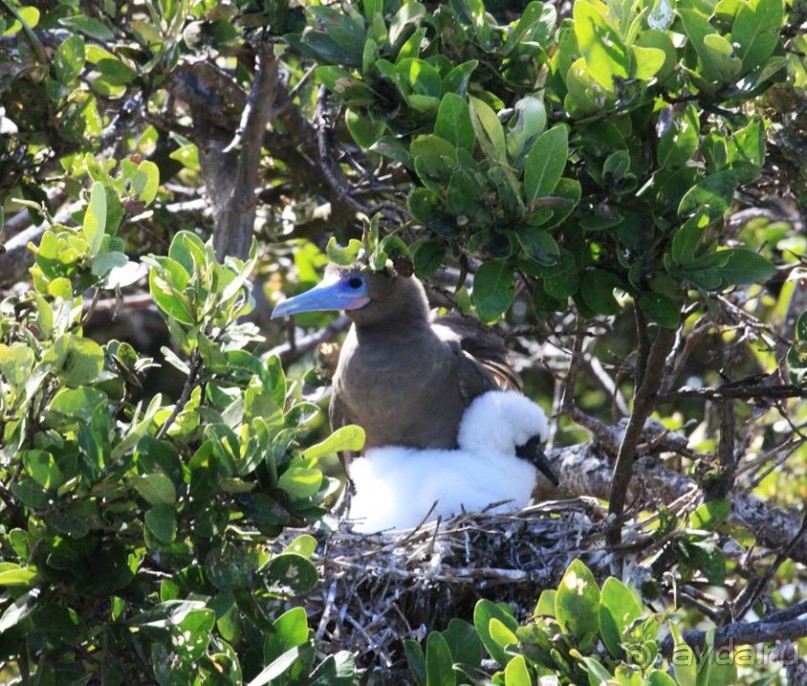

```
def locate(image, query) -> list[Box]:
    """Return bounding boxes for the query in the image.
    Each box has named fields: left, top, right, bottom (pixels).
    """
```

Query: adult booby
left=271, top=262, right=558, bottom=486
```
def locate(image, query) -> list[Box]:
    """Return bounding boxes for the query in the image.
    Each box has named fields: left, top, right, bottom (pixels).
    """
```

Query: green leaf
left=524, top=126, right=568, bottom=202
left=473, top=600, right=518, bottom=667
left=413, top=240, right=446, bottom=278
left=469, top=97, right=506, bottom=164
left=728, top=118, right=765, bottom=183
left=83, top=181, right=106, bottom=256
left=407, top=188, right=457, bottom=238
left=796, top=311, right=807, bottom=342
left=23, top=450, right=64, bottom=490
left=0, top=563, right=39, bottom=592
left=669, top=622, right=698, bottom=686
left=345, top=108, right=385, bottom=148
left=425, top=631, right=455, bottom=686
left=714, top=249, right=776, bottom=285
left=678, top=9, right=724, bottom=83
left=649, top=670, right=678, bottom=686
left=405, top=640, right=427, bottom=686
left=516, top=227, right=560, bottom=266
left=599, top=578, right=643, bottom=657
left=132, top=473, right=176, bottom=506
left=632, top=44, right=666, bottom=80
left=435, top=93, right=475, bottom=153
left=503, top=655, right=530, bottom=686
left=441, top=618, right=481, bottom=669
left=145, top=505, right=177, bottom=545
left=658, top=105, right=700, bottom=169
left=58, top=16, right=114, bottom=40
left=326, top=237, right=363, bottom=265
left=46, top=335, right=105, bottom=387
left=264, top=606, right=310, bottom=663
left=398, top=58, right=442, bottom=98
left=266, top=553, right=318, bottom=596
left=574, top=1, right=630, bottom=89
left=91, top=250, right=128, bottom=277
left=249, top=645, right=314, bottom=686
left=442, top=60, right=478, bottom=96
left=303, top=425, right=365, bottom=460
left=278, top=467, right=323, bottom=500
left=472, top=261, right=515, bottom=323
left=0, top=590, right=39, bottom=635
left=703, top=34, right=742, bottom=81
left=555, top=559, right=600, bottom=639
left=534, top=589, right=556, bottom=617
left=147, top=260, right=195, bottom=324
left=54, top=35, right=85, bottom=85
left=95, top=57, right=137, bottom=87
left=732, top=0, right=784, bottom=71
left=678, top=171, right=738, bottom=221
left=132, top=161, right=160, bottom=204
left=168, top=230, right=206, bottom=277
left=581, top=269, right=623, bottom=315
left=638, top=293, right=681, bottom=328
left=689, top=499, right=730, bottom=530
left=502, top=1, right=551, bottom=56
left=506, top=96, right=547, bottom=162
left=671, top=211, right=710, bottom=265
left=284, top=534, right=318, bottom=559
left=205, top=545, right=256, bottom=592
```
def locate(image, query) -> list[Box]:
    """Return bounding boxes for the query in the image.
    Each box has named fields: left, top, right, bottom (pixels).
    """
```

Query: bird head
left=458, top=391, right=549, bottom=455
left=271, top=257, right=428, bottom=326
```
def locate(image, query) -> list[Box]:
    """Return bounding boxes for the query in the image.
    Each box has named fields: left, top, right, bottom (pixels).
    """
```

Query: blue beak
left=271, top=274, right=370, bottom=319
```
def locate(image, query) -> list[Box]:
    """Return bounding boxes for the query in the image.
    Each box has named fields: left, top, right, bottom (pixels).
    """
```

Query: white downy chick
left=348, top=391, right=549, bottom=533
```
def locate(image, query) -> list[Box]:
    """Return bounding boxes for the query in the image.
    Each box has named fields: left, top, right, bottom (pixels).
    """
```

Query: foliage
left=0, top=168, right=356, bottom=682
left=407, top=558, right=739, bottom=686
left=294, top=0, right=785, bottom=325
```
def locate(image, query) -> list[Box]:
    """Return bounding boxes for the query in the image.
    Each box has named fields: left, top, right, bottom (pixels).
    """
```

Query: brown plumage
left=324, top=265, right=519, bottom=451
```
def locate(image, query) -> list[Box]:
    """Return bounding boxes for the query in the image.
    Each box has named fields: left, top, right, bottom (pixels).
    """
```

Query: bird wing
left=435, top=312, right=523, bottom=393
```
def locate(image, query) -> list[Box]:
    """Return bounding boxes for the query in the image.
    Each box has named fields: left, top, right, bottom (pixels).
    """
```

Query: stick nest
left=280, top=498, right=611, bottom=675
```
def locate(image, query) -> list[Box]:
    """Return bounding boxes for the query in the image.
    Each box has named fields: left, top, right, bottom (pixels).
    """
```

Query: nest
left=280, top=498, right=612, bottom=676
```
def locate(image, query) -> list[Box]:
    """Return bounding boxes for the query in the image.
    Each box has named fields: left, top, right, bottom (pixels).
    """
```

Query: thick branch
left=656, top=383, right=807, bottom=402
left=703, top=399, right=736, bottom=501
left=608, top=326, right=677, bottom=545
left=202, top=47, right=278, bottom=261
left=660, top=617, right=807, bottom=658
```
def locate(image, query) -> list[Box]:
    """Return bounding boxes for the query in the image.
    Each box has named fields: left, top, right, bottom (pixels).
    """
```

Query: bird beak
left=271, top=275, right=370, bottom=319
left=516, top=436, right=560, bottom=487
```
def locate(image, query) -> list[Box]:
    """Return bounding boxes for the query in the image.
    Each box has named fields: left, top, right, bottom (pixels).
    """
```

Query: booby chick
left=348, top=390, right=550, bottom=533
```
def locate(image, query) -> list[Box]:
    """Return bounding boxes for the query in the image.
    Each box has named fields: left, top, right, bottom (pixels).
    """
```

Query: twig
left=315, top=86, right=368, bottom=215
left=79, top=288, right=102, bottom=328
left=634, top=308, right=650, bottom=389
left=561, top=316, right=585, bottom=410
left=264, top=315, right=350, bottom=363
left=762, top=599, right=807, bottom=624
left=156, top=349, right=202, bottom=439
left=734, top=508, right=807, bottom=620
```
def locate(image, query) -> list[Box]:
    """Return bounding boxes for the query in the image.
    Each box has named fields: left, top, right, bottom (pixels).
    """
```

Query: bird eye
left=347, top=276, right=364, bottom=290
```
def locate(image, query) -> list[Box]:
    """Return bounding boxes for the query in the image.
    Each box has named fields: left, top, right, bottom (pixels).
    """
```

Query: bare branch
left=608, top=326, right=677, bottom=549
left=660, top=617, right=807, bottom=658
